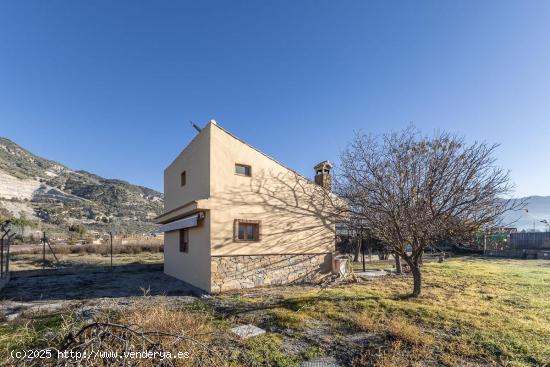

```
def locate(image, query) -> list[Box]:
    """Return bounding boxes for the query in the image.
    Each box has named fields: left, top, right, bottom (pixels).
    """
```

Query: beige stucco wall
left=161, top=121, right=338, bottom=291
left=163, top=213, right=211, bottom=292
left=209, top=123, right=337, bottom=256
left=164, top=125, right=211, bottom=212
left=162, top=125, right=212, bottom=292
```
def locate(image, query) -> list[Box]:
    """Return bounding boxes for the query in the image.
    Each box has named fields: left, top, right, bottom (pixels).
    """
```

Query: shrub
left=68, top=224, right=87, bottom=237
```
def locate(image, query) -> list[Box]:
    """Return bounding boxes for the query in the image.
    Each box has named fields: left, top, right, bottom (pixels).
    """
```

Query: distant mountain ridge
left=0, top=137, right=164, bottom=234
left=1, top=136, right=546, bottom=234
left=503, top=196, right=550, bottom=231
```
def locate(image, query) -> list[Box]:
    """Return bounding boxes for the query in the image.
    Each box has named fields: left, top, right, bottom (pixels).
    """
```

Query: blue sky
left=0, top=1, right=549, bottom=197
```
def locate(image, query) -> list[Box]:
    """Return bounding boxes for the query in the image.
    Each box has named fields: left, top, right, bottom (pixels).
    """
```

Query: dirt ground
left=1, top=258, right=548, bottom=366
left=0, top=264, right=199, bottom=322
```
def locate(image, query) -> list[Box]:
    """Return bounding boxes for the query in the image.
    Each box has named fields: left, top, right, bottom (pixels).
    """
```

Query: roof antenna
left=190, top=121, right=202, bottom=133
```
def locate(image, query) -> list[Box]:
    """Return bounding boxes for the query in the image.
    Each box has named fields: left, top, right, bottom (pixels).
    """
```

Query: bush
left=68, top=224, right=87, bottom=237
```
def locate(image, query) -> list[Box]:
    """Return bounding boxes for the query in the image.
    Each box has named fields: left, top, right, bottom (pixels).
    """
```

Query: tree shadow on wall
left=210, top=170, right=347, bottom=255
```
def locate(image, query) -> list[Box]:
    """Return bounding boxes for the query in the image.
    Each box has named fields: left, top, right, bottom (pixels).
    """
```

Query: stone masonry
left=211, top=253, right=332, bottom=293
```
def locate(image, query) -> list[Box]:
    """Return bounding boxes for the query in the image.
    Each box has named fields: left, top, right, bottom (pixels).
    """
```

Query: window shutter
left=183, top=229, right=185, bottom=252
left=179, top=229, right=189, bottom=252
left=254, top=223, right=260, bottom=241
left=233, top=219, right=262, bottom=242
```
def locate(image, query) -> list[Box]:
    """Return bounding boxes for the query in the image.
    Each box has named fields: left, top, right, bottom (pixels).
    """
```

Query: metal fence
left=0, top=238, right=9, bottom=280
left=510, top=232, right=550, bottom=250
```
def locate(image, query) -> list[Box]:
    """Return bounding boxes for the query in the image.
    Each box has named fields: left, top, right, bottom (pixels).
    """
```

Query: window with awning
left=159, top=212, right=204, bottom=232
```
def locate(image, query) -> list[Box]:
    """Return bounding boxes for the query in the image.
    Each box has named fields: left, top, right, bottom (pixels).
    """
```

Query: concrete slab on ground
left=231, top=324, right=266, bottom=339
left=355, top=270, right=389, bottom=278
left=302, top=357, right=340, bottom=366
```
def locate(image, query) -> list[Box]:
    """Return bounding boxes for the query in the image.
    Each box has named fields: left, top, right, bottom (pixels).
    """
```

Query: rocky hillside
left=0, top=137, right=164, bottom=234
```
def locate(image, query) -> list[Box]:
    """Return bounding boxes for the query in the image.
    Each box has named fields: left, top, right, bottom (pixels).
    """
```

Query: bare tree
left=336, top=127, right=522, bottom=296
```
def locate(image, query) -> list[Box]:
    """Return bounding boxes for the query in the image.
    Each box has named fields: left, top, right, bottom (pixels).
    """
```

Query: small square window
left=235, top=164, right=251, bottom=177
left=179, top=229, right=189, bottom=252
left=234, top=219, right=260, bottom=241
left=180, top=171, right=186, bottom=186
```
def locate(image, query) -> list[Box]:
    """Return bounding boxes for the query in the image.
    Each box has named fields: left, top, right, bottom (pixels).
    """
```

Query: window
left=179, top=229, right=189, bottom=252
left=180, top=171, right=186, bottom=186
left=235, top=164, right=251, bottom=177
left=234, top=219, right=261, bottom=241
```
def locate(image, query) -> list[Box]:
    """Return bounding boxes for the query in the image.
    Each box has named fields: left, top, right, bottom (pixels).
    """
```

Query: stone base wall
left=211, top=253, right=332, bottom=293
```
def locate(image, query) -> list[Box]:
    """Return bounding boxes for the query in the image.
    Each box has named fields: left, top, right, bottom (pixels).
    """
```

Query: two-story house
left=155, top=120, right=338, bottom=293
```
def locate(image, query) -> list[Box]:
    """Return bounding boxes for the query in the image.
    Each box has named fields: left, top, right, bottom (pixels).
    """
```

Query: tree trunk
left=354, top=238, right=361, bottom=262
left=411, top=263, right=422, bottom=296
left=394, top=253, right=402, bottom=274
left=403, top=257, right=422, bottom=297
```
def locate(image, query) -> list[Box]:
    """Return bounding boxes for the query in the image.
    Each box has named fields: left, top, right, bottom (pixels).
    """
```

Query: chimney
left=314, top=161, right=333, bottom=191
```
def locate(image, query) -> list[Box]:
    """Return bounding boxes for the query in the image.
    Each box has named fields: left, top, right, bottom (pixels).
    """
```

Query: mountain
left=2, top=135, right=545, bottom=235
left=502, top=196, right=550, bottom=231
left=0, top=137, right=164, bottom=234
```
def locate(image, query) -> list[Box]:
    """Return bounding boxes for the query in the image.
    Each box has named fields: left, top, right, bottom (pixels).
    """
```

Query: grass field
left=1, top=257, right=549, bottom=366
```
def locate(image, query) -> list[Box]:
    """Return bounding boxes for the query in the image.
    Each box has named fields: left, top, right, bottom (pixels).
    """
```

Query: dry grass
left=3, top=298, right=231, bottom=366
left=8, top=242, right=163, bottom=272
left=112, top=297, right=225, bottom=366
left=0, top=312, right=78, bottom=363
left=11, top=243, right=163, bottom=255
left=9, top=252, right=163, bottom=271
left=354, top=311, right=381, bottom=332
left=352, top=311, right=435, bottom=366
left=3, top=297, right=308, bottom=366
left=386, top=317, right=434, bottom=347
left=2, top=257, right=549, bottom=366
left=219, top=257, right=550, bottom=366
left=120, top=297, right=214, bottom=340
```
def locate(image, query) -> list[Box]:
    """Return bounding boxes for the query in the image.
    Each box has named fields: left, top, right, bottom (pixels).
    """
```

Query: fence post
left=0, top=230, right=11, bottom=277
left=42, top=231, right=46, bottom=271
left=6, top=235, right=12, bottom=274
left=0, top=238, right=4, bottom=279
left=110, top=232, right=113, bottom=269
left=0, top=238, right=3, bottom=278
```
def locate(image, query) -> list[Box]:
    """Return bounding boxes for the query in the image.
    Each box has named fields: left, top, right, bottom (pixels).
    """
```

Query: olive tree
left=336, top=127, right=520, bottom=296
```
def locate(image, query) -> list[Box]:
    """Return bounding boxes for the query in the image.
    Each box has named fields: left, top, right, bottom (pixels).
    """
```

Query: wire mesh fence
left=8, top=232, right=164, bottom=273
left=0, top=238, right=9, bottom=280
